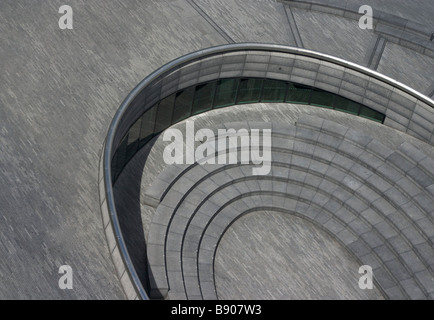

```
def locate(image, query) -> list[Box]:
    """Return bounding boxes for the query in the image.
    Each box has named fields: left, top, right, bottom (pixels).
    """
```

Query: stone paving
left=1, top=0, right=432, bottom=299
left=215, top=211, right=384, bottom=300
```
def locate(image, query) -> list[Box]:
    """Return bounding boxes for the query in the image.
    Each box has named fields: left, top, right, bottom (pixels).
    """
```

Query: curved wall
left=99, top=43, right=434, bottom=300
left=111, top=77, right=385, bottom=181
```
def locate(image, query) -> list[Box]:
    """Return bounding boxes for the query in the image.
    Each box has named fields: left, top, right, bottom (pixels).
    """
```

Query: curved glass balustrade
left=100, top=43, right=434, bottom=300
left=111, top=77, right=385, bottom=181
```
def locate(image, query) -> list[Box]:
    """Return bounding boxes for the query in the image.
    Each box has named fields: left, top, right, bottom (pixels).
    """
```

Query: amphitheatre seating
left=145, top=114, right=434, bottom=300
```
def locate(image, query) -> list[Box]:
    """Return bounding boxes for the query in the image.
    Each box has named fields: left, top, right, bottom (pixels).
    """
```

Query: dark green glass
left=359, top=107, right=385, bottom=123
left=139, top=105, right=157, bottom=147
left=333, top=96, right=361, bottom=115
left=111, top=150, right=120, bottom=180
left=125, top=118, right=142, bottom=162
left=285, top=83, right=311, bottom=104
left=214, top=78, right=239, bottom=108
left=112, top=134, right=128, bottom=180
left=310, top=88, right=334, bottom=108
left=261, top=79, right=287, bottom=102
left=173, top=87, right=194, bottom=123
left=237, top=78, right=263, bottom=104
left=192, top=81, right=216, bottom=115
left=154, top=94, right=176, bottom=133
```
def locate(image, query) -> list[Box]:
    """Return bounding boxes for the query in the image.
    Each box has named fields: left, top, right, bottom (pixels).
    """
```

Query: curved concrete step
left=146, top=117, right=434, bottom=300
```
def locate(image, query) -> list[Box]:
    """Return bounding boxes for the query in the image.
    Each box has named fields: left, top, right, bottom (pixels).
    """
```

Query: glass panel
left=237, top=78, right=263, bottom=104
left=261, top=79, right=287, bottom=102
left=333, top=96, right=360, bottom=115
left=192, top=81, right=216, bottom=115
left=310, top=88, right=334, bottom=108
left=111, top=150, right=120, bottom=180
left=154, top=93, right=176, bottom=133
left=214, top=78, right=239, bottom=108
left=110, top=77, right=387, bottom=184
left=112, top=134, right=128, bottom=180
left=359, top=107, right=385, bottom=123
left=125, top=118, right=142, bottom=163
left=139, top=105, right=157, bottom=147
left=285, top=83, right=311, bottom=104
left=172, top=87, right=194, bottom=123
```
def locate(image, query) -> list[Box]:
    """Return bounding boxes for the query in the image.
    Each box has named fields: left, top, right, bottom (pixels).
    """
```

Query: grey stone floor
left=0, top=0, right=432, bottom=299
left=215, top=211, right=384, bottom=300
left=378, top=43, right=434, bottom=94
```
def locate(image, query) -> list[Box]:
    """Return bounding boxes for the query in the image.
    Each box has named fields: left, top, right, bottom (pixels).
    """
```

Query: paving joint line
left=187, top=0, right=235, bottom=44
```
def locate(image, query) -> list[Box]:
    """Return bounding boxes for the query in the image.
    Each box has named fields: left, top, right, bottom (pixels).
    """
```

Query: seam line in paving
left=426, top=83, right=434, bottom=98
left=284, top=5, right=304, bottom=48
left=364, top=35, right=383, bottom=69
left=371, top=37, right=387, bottom=70
left=186, top=0, right=235, bottom=44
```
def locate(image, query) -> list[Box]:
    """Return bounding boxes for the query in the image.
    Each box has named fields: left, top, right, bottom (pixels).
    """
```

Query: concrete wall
left=101, top=43, right=434, bottom=299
